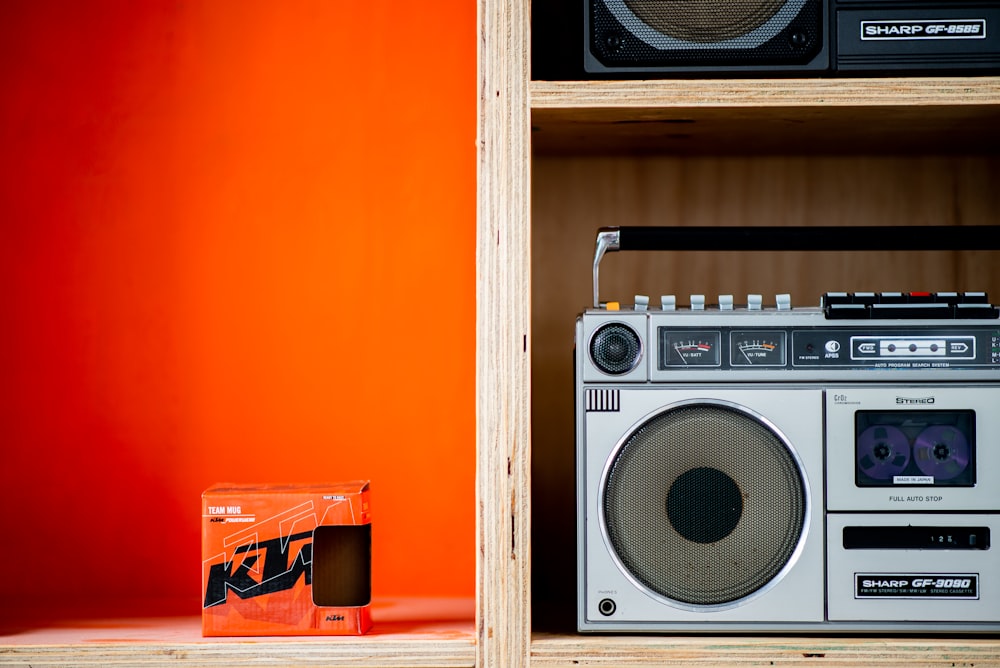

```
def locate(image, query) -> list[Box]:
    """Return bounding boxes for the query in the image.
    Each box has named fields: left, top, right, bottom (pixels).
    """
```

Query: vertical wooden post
left=477, top=0, right=531, bottom=666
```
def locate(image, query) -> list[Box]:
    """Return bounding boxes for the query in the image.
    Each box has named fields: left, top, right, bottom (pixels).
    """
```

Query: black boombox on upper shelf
left=584, top=0, right=1000, bottom=74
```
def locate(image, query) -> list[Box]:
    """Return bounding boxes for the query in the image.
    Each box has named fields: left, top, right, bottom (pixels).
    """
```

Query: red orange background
left=0, top=1, right=475, bottom=615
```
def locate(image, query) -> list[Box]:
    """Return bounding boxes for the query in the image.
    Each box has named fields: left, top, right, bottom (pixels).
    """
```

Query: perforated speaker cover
left=587, top=0, right=824, bottom=70
left=590, top=323, right=642, bottom=375
left=625, top=0, right=786, bottom=42
left=603, top=402, right=805, bottom=606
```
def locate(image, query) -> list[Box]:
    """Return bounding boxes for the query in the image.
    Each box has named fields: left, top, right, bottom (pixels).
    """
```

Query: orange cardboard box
left=201, top=482, right=372, bottom=636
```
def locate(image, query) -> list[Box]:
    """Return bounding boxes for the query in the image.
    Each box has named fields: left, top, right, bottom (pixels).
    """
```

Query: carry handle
left=593, top=225, right=1000, bottom=308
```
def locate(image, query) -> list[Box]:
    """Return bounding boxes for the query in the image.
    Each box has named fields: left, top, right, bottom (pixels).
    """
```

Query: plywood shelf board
left=0, top=597, right=476, bottom=667
left=0, top=616, right=476, bottom=667
left=529, top=78, right=1000, bottom=155
left=477, top=0, right=533, bottom=664
left=530, top=633, right=1000, bottom=667
left=531, top=78, right=1000, bottom=109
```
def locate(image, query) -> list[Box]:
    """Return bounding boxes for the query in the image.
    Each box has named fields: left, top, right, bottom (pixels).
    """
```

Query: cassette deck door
left=826, top=386, right=1000, bottom=512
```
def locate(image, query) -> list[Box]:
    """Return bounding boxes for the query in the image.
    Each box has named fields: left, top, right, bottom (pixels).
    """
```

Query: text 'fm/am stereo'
left=585, top=0, right=1000, bottom=73
left=576, top=225, right=1000, bottom=632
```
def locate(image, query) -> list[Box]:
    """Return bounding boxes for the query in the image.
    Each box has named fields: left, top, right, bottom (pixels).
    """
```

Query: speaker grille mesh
left=587, top=0, right=824, bottom=70
left=590, top=323, right=642, bottom=375
left=603, top=403, right=805, bottom=606
left=624, top=0, right=785, bottom=43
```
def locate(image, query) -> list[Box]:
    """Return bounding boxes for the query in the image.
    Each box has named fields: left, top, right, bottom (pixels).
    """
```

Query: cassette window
left=855, top=410, right=975, bottom=487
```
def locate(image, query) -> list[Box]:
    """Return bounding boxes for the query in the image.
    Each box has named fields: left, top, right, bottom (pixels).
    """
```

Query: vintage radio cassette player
left=576, top=225, right=1000, bottom=632
left=584, top=0, right=1000, bottom=74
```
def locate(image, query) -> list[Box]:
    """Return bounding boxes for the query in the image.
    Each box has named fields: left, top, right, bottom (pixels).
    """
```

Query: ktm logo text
left=203, top=531, right=312, bottom=608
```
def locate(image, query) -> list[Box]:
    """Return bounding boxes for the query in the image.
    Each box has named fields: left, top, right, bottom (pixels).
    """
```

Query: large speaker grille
left=624, top=0, right=786, bottom=43
left=603, top=402, right=805, bottom=606
left=587, top=0, right=824, bottom=70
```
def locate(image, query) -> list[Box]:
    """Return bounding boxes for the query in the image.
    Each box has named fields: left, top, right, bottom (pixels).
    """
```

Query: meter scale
left=660, top=330, right=721, bottom=368
left=731, top=331, right=787, bottom=367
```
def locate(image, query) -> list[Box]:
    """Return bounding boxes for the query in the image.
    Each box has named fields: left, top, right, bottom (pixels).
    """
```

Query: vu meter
left=660, top=330, right=721, bottom=367
left=731, top=330, right=787, bottom=367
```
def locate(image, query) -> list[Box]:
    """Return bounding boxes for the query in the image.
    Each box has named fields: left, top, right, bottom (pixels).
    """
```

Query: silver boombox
left=576, top=226, right=1000, bottom=632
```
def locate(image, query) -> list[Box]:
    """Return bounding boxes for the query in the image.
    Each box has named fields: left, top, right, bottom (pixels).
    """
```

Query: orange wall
left=0, top=1, right=475, bottom=614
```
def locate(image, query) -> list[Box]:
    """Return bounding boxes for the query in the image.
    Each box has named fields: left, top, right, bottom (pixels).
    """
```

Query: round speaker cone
left=623, top=0, right=787, bottom=43
left=666, top=467, right=743, bottom=544
left=590, top=323, right=642, bottom=375
left=603, top=402, right=806, bottom=606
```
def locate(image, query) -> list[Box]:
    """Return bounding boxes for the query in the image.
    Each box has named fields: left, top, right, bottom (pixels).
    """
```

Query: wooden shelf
left=524, top=76, right=1000, bottom=668
left=0, top=598, right=476, bottom=667
left=531, top=77, right=1000, bottom=108
left=481, top=2, right=1000, bottom=666
left=530, top=78, right=1000, bottom=155
left=530, top=633, right=1000, bottom=667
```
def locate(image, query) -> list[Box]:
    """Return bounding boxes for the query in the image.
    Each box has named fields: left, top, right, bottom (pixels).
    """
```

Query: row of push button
left=822, top=292, right=998, bottom=320
left=609, top=294, right=792, bottom=312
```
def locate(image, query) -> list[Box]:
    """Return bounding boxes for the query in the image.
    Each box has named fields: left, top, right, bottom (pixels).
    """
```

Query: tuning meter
left=730, top=331, right=787, bottom=367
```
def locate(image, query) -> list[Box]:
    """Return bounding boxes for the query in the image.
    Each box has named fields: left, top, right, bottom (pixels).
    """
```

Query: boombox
left=576, top=226, right=1000, bottom=632
left=585, top=0, right=1000, bottom=74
